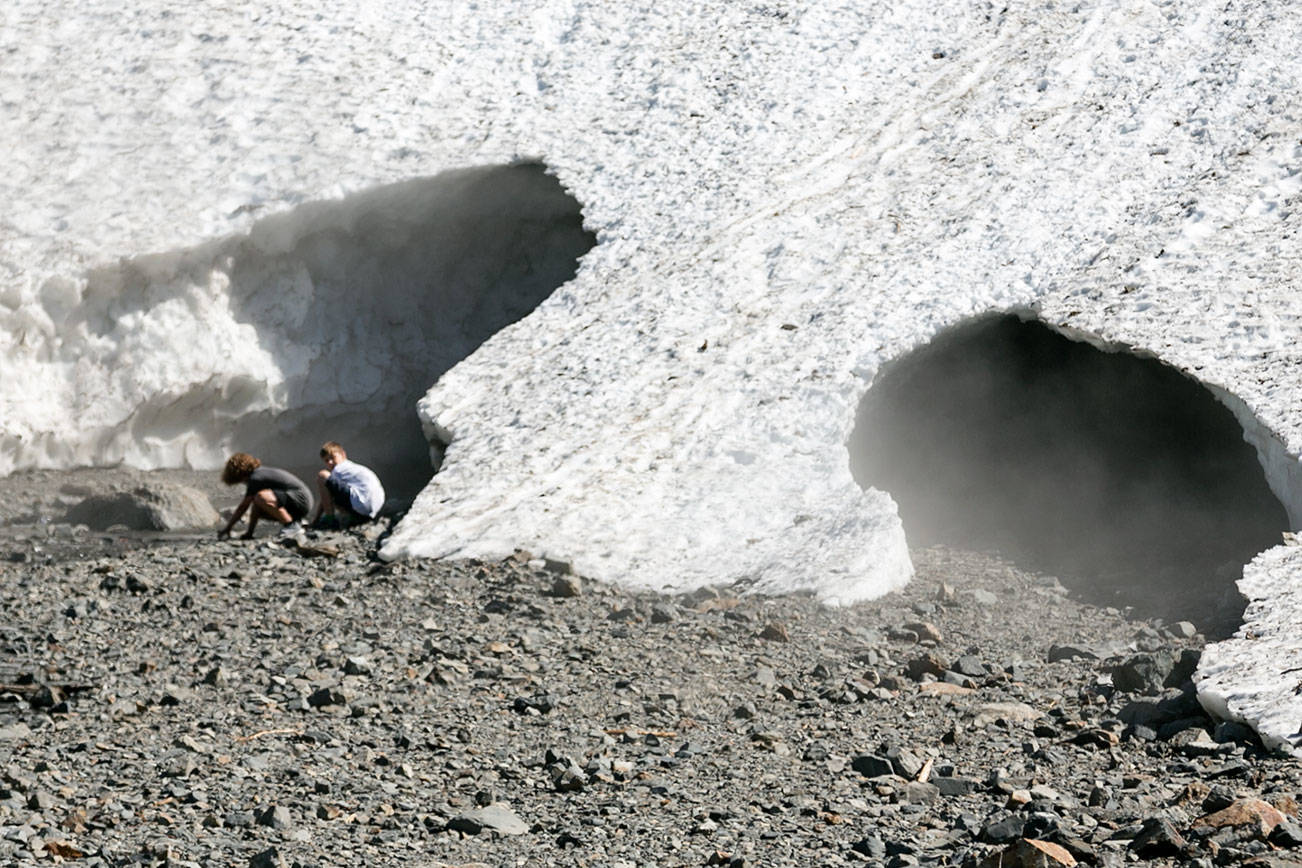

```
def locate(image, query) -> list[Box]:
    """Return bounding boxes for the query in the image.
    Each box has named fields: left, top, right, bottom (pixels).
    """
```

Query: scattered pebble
left=0, top=470, right=1293, bottom=867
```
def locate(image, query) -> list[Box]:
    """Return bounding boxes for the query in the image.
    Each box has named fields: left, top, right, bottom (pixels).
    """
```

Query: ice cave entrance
left=849, top=314, right=1289, bottom=636
left=221, top=163, right=595, bottom=497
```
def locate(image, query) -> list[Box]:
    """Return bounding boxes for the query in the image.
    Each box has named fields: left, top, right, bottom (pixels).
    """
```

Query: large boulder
left=64, top=485, right=219, bottom=531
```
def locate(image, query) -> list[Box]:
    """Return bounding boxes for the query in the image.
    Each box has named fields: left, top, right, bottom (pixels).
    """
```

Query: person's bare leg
left=252, top=489, right=292, bottom=526
left=314, top=469, right=336, bottom=523
left=243, top=491, right=276, bottom=537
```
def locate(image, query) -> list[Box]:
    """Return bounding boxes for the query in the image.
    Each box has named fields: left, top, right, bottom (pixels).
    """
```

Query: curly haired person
left=217, top=452, right=314, bottom=539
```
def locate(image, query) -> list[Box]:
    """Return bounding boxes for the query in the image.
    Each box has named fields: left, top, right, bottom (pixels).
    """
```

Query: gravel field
left=0, top=470, right=1299, bottom=867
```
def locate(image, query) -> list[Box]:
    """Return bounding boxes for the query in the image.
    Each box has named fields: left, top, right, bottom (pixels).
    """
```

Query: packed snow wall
left=7, top=0, right=1302, bottom=751
left=0, top=164, right=595, bottom=492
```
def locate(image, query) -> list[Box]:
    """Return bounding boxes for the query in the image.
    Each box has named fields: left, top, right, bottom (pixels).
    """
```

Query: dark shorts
left=272, top=488, right=311, bottom=521
left=325, top=476, right=364, bottom=518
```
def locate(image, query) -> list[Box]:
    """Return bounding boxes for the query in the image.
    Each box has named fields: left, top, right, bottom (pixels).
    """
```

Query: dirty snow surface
left=4, top=2, right=1302, bottom=747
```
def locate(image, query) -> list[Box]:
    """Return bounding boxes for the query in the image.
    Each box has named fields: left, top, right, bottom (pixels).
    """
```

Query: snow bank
left=5, top=0, right=1302, bottom=746
left=1197, top=545, right=1302, bottom=755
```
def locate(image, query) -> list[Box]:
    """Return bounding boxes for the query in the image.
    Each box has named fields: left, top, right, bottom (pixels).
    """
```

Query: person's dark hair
left=222, top=452, right=261, bottom=485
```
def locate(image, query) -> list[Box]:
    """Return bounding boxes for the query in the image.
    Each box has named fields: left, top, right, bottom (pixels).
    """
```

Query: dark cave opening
left=221, top=162, right=596, bottom=500
left=849, top=314, right=1289, bottom=636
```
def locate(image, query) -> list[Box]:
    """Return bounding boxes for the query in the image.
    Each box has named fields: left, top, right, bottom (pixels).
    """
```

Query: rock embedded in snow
left=4, top=1, right=1302, bottom=748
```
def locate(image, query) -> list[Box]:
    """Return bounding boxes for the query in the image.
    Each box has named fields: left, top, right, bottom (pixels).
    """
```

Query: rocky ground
left=0, top=471, right=1300, bottom=867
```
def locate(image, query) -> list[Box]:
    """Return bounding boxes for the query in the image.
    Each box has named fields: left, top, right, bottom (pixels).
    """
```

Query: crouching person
left=217, top=452, right=314, bottom=539
left=312, top=441, right=385, bottom=529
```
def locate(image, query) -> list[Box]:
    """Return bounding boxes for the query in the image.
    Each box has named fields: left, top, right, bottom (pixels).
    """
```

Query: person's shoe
left=312, top=515, right=340, bottom=531
left=278, top=520, right=306, bottom=539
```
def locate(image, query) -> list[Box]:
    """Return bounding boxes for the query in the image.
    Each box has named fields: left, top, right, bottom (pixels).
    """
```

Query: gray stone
left=906, top=653, right=946, bottom=681
left=307, top=686, right=347, bottom=708
left=513, top=693, right=556, bottom=715
left=979, top=813, right=1026, bottom=843
left=972, top=702, right=1041, bottom=728
left=1206, top=759, right=1251, bottom=779
left=65, top=485, right=219, bottom=531
left=851, top=836, right=887, bottom=859
left=904, top=621, right=942, bottom=642
left=224, top=811, right=255, bottom=828
left=542, top=557, right=573, bottom=575
left=650, top=604, right=677, bottom=624
left=1047, top=643, right=1099, bottom=662
left=1130, top=817, right=1187, bottom=858
left=343, top=656, right=371, bottom=676
left=1270, top=820, right=1302, bottom=848
left=0, top=724, right=30, bottom=742
left=1110, top=651, right=1178, bottom=694
left=548, top=760, right=585, bottom=792
left=1170, top=727, right=1226, bottom=757
left=885, top=745, right=925, bottom=778
left=951, top=655, right=987, bottom=678
left=249, top=847, right=283, bottom=868
left=550, top=576, right=582, bottom=598
left=901, top=781, right=939, bottom=804
left=801, top=741, right=829, bottom=762
left=851, top=754, right=894, bottom=778
left=256, top=805, right=292, bottom=829
left=1203, top=784, right=1238, bottom=813
left=934, top=776, right=982, bottom=796
left=1213, top=720, right=1257, bottom=745
left=1130, top=724, right=1158, bottom=741
left=1118, top=698, right=1165, bottom=729
left=447, top=804, right=528, bottom=836
left=1159, top=715, right=1211, bottom=741
left=25, top=791, right=54, bottom=811
left=160, top=684, right=192, bottom=706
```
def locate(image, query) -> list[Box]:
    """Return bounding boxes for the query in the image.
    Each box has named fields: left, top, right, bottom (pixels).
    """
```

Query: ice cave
left=850, top=314, right=1290, bottom=636
left=213, top=162, right=597, bottom=492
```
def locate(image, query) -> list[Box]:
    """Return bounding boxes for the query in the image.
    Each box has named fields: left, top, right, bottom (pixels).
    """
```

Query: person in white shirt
left=310, top=441, right=386, bottom=529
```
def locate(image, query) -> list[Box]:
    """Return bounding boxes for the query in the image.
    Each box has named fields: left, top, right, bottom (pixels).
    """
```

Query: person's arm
left=243, top=500, right=261, bottom=539
left=218, top=495, right=254, bottom=539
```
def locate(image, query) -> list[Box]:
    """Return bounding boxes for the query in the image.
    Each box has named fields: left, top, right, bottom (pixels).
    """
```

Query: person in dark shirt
left=217, top=452, right=314, bottom=539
